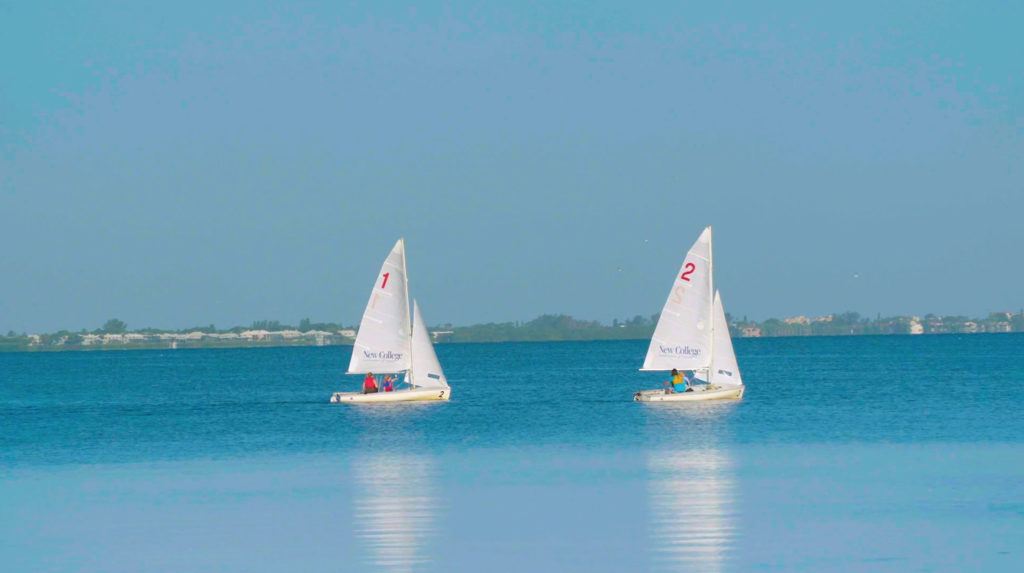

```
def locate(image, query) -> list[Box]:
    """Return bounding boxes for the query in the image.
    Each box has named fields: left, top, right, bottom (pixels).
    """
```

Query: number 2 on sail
left=680, top=262, right=696, bottom=282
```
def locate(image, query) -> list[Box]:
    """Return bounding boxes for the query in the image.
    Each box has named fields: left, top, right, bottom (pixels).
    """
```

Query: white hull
left=634, top=385, right=744, bottom=402
left=330, top=387, right=451, bottom=403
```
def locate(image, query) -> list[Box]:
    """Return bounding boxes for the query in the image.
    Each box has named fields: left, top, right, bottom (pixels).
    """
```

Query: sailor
left=673, top=369, right=690, bottom=392
left=363, top=372, right=378, bottom=394
left=664, top=368, right=687, bottom=393
left=681, top=370, right=695, bottom=392
left=382, top=374, right=395, bottom=392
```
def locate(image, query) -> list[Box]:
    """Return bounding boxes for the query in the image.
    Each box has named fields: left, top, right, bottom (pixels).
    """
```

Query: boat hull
left=330, top=387, right=451, bottom=403
left=634, top=385, right=744, bottom=402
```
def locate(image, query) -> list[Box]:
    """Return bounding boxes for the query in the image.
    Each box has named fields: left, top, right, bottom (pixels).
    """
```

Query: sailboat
left=634, top=227, right=745, bottom=402
left=330, top=239, right=451, bottom=403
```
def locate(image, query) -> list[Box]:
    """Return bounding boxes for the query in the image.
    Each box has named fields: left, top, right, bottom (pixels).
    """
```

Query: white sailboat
left=634, top=227, right=745, bottom=402
left=330, top=239, right=451, bottom=403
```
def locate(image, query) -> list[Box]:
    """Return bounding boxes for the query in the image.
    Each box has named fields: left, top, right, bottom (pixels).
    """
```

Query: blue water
left=2, top=336, right=1023, bottom=571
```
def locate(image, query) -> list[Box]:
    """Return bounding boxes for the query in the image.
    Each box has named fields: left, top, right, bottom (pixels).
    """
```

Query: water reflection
left=352, top=452, right=438, bottom=572
left=647, top=448, right=737, bottom=572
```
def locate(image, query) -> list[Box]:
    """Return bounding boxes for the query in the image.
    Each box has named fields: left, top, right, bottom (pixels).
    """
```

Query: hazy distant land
left=2, top=311, right=1022, bottom=352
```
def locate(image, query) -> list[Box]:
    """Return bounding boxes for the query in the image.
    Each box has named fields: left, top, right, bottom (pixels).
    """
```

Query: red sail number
left=381, top=272, right=390, bottom=289
left=680, top=262, right=696, bottom=282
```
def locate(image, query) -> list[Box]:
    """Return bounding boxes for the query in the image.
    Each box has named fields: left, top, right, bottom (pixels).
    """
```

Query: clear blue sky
left=2, top=2, right=1021, bottom=332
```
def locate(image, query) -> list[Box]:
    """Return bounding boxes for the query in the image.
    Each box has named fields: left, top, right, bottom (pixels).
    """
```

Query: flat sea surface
left=2, top=335, right=1022, bottom=572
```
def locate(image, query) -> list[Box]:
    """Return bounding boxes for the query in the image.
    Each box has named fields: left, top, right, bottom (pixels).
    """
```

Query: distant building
left=303, top=330, right=336, bottom=346
left=812, top=315, right=834, bottom=323
left=784, top=316, right=810, bottom=325
left=909, top=319, right=924, bottom=335
left=197, top=333, right=224, bottom=340
left=741, top=326, right=762, bottom=337
left=963, top=321, right=978, bottom=334
left=338, top=329, right=356, bottom=338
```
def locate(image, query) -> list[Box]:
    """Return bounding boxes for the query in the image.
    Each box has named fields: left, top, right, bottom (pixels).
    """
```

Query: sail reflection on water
left=352, top=453, right=438, bottom=572
left=647, top=448, right=737, bottom=572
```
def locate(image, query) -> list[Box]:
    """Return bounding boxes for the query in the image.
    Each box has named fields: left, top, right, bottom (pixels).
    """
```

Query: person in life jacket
left=671, top=369, right=688, bottom=392
left=681, top=370, right=695, bottom=392
left=363, top=372, right=378, bottom=394
left=664, top=368, right=686, bottom=393
left=382, top=375, right=395, bottom=392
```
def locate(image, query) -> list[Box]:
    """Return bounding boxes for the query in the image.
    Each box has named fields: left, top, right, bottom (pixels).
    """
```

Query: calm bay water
left=2, top=335, right=1022, bottom=571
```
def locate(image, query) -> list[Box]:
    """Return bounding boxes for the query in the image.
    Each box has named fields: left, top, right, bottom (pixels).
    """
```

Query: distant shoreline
left=0, top=339, right=353, bottom=353
left=2, top=329, right=1021, bottom=354
left=4, top=311, right=1021, bottom=353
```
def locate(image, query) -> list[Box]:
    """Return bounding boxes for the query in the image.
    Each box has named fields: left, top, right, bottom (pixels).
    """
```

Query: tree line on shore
left=3, top=310, right=1023, bottom=351
left=441, top=310, right=1024, bottom=342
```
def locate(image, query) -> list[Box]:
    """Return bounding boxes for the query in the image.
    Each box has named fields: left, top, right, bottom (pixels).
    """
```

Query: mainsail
left=641, top=227, right=714, bottom=372
left=711, top=291, right=743, bottom=387
left=347, top=239, right=412, bottom=374
left=409, top=300, right=448, bottom=389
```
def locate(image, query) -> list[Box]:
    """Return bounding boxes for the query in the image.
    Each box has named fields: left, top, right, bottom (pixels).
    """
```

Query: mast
left=401, top=237, right=413, bottom=379
left=708, top=226, right=714, bottom=385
